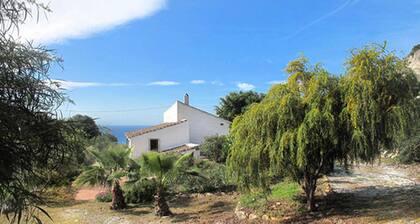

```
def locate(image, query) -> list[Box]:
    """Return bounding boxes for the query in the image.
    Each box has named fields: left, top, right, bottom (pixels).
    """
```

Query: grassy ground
left=239, top=180, right=304, bottom=219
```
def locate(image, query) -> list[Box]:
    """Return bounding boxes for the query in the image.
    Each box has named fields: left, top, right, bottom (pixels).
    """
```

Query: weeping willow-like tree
left=227, top=45, right=418, bottom=211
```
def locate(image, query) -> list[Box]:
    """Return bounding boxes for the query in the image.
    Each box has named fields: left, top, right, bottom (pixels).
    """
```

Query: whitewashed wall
left=129, top=121, right=190, bottom=158
left=176, top=102, right=230, bottom=144
left=163, top=102, right=178, bottom=122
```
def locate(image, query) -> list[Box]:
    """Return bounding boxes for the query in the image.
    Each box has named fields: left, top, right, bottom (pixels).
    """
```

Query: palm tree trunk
left=154, top=187, right=172, bottom=216
left=111, top=180, right=126, bottom=210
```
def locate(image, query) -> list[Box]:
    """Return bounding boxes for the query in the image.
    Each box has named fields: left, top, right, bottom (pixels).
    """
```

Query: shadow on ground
left=286, top=185, right=420, bottom=223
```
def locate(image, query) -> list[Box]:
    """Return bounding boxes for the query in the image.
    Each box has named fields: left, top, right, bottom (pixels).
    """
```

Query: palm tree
left=74, top=144, right=131, bottom=210
left=138, top=152, right=200, bottom=216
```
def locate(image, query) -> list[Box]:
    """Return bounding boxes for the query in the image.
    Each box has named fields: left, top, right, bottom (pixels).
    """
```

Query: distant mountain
left=408, top=44, right=420, bottom=81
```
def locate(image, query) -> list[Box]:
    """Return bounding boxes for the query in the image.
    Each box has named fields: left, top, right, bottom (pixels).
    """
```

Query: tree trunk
left=303, top=173, right=317, bottom=211
left=111, top=181, right=126, bottom=210
left=154, top=187, right=172, bottom=216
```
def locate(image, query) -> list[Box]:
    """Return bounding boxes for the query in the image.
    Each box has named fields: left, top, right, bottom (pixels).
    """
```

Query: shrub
left=96, top=191, right=112, bottom=202
left=199, top=135, right=230, bottom=163
left=124, top=179, right=157, bottom=203
left=175, top=159, right=235, bottom=193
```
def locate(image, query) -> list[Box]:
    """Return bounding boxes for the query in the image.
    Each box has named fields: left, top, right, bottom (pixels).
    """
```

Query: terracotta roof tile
left=125, top=120, right=187, bottom=138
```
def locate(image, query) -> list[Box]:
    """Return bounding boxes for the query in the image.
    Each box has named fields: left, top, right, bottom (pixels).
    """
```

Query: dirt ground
left=31, top=193, right=241, bottom=224
left=291, top=163, right=420, bottom=224
left=1, top=164, right=418, bottom=224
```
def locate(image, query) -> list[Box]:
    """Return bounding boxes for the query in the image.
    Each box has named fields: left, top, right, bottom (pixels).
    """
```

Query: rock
left=408, top=44, right=420, bottom=81
left=262, top=215, right=270, bottom=220
left=236, top=210, right=248, bottom=220
left=249, top=214, right=258, bottom=220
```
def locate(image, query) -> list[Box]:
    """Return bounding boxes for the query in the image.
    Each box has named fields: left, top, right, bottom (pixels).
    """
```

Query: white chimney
left=184, top=93, right=189, bottom=105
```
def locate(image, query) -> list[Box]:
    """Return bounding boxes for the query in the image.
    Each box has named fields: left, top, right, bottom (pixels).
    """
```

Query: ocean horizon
left=104, top=125, right=148, bottom=144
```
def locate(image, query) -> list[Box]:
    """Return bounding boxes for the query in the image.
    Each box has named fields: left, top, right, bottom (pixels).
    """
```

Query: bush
left=124, top=179, right=157, bottom=203
left=96, top=191, right=112, bottom=202
left=176, top=159, right=235, bottom=193
left=199, top=135, right=230, bottom=163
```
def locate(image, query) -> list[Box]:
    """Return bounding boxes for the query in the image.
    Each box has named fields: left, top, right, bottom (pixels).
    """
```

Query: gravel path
left=321, top=164, right=420, bottom=223
left=328, top=164, right=418, bottom=197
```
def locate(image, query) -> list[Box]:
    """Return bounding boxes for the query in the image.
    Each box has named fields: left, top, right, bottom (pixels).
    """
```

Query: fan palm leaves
left=74, top=144, right=131, bottom=210
left=135, top=152, right=202, bottom=216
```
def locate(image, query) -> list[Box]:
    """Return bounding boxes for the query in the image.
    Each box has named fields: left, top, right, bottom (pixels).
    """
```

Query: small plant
left=96, top=191, right=112, bottom=202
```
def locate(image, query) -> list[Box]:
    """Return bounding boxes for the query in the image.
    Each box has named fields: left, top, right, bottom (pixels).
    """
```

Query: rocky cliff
left=407, top=44, right=420, bottom=81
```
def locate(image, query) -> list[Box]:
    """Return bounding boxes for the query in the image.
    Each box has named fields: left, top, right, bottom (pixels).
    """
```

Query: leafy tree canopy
left=68, top=114, right=101, bottom=139
left=227, top=45, right=418, bottom=211
left=216, top=91, right=265, bottom=121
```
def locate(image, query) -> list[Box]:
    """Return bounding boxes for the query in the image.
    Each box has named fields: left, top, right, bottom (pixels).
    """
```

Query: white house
left=125, top=94, right=231, bottom=158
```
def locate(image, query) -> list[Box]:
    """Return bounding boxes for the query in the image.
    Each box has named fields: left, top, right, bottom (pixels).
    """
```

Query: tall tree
left=216, top=91, right=265, bottom=121
left=227, top=45, right=418, bottom=211
left=0, top=1, right=85, bottom=222
left=68, top=114, right=101, bottom=139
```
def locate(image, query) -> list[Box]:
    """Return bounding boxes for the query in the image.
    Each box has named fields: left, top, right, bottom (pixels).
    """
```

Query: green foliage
left=270, top=181, right=300, bottom=200
left=340, top=45, right=418, bottom=162
left=137, top=152, right=200, bottom=189
left=228, top=45, right=418, bottom=211
left=239, top=180, right=301, bottom=212
left=0, top=18, right=84, bottom=224
left=124, top=179, right=157, bottom=203
left=95, top=191, right=112, bottom=203
left=68, top=114, right=101, bottom=139
left=398, top=101, right=420, bottom=164
left=199, top=135, right=231, bottom=163
left=216, top=91, right=265, bottom=121
left=74, top=144, right=131, bottom=188
left=175, top=160, right=234, bottom=193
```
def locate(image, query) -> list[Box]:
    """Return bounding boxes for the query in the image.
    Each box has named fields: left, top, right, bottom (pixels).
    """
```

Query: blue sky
left=21, top=0, right=420, bottom=125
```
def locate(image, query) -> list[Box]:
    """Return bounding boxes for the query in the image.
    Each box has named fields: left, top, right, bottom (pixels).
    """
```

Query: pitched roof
left=176, top=101, right=231, bottom=124
left=125, top=119, right=187, bottom=138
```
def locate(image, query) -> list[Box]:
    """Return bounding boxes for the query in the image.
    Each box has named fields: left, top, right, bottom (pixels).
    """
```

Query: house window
left=150, top=139, right=159, bottom=151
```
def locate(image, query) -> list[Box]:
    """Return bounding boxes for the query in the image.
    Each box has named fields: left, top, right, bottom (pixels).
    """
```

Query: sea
left=104, top=125, right=148, bottom=144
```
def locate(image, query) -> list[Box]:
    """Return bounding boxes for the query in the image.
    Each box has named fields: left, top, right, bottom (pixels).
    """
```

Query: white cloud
left=18, top=0, right=167, bottom=43
left=267, top=80, right=287, bottom=85
left=237, top=82, right=255, bottom=91
left=190, top=80, right=205, bottom=84
left=147, top=81, right=179, bottom=86
left=210, top=81, right=224, bottom=86
left=50, top=79, right=131, bottom=90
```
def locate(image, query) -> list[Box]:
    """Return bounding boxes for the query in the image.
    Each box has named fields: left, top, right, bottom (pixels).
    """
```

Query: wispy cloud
left=51, top=79, right=131, bottom=90
left=267, top=80, right=287, bottom=85
left=190, top=80, right=205, bottom=84
left=237, top=82, right=255, bottom=91
left=284, top=0, right=357, bottom=39
left=147, top=81, right=179, bottom=86
left=18, top=0, right=167, bottom=43
left=210, top=81, right=224, bottom=86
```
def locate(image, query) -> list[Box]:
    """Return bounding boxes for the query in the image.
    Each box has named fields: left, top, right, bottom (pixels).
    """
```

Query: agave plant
left=74, top=144, right=131, bottom=210
left=137, top=152, right=201, bottom=216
